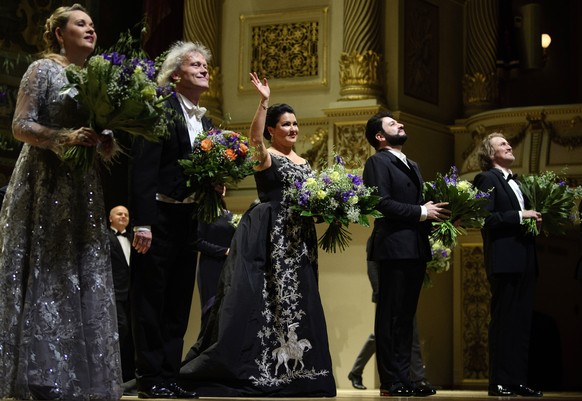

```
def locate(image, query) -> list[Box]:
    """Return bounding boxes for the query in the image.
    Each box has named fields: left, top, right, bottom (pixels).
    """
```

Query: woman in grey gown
left=0, top=4, right=122, bottom=400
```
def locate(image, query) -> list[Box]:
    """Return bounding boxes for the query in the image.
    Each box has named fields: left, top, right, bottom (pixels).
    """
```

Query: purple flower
left=156, top=84, right=175, bottom=97
left=340, top=190, right=355, bottom=202
left=334, top=155, right=345, bottom=166
left=348, top=173, right=363, bottom=186
left=102, top=51, right=126, bottom=65
left=130, top=57, right=156, bottom=80
left=299, top=192, right=311, bottom=207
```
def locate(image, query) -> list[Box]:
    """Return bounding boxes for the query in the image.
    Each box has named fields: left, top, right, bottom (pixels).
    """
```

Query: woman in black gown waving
left=179, top=73, right=336, bottom=397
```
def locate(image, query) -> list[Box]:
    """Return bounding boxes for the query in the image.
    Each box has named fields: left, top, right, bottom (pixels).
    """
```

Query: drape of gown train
left=0, top=59, right=122, bottom=400
left=180, top=155, right=336, bottom=397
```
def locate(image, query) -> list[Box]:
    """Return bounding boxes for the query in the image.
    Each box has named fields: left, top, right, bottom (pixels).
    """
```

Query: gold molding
left=338, top=50, right=383, bottom=101
left=238, top=7, right=329, bottom=92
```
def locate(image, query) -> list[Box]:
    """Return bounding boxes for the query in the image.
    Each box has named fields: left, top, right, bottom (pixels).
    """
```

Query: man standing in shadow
left=108, top=205, right=135, bottom=393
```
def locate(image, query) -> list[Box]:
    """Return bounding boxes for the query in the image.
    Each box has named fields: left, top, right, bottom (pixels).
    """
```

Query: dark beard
left=386, top=133, right=407, bottom=146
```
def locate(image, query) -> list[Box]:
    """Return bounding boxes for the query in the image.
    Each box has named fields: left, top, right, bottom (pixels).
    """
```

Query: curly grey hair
left=157, top=41, right=212, bottom=86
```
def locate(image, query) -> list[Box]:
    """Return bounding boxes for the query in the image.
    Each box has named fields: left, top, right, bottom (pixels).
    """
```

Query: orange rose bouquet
left=178, top=128, right=258, bottom=223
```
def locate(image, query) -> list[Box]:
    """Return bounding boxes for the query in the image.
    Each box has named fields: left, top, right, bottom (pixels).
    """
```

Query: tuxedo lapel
left=109, top=230, right=129, bottom=268
left=408, top=160, right=422, bottom=188
left=168, top=95, right=193, bottom=154
left=491, top=169, right=521, bottom=210
left=390, top=155, right=420, bottom=189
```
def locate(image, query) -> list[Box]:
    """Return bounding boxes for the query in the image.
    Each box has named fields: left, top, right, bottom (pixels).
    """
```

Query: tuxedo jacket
left=363, top=149, right=432, bottom=262
left=108, top=228, right=133, bottom=302
left=473, top=168, right=536, bottom=275
left=130, top=94, right=212, bottom=226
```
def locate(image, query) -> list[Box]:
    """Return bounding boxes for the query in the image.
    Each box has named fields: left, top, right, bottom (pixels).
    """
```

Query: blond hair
left=477, top=132, right=506, bottom=171
left=157, top=41, right=212, bottom=86
left=41, top=3, right=89, bottom=57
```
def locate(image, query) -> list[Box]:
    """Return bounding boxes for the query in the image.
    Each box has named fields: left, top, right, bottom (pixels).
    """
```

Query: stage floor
left=121, top=388, right=582, bottom=400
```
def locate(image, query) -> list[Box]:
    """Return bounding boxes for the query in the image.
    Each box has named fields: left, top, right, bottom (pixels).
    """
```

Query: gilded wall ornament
left=338, top=51, right=382, bottom=101
left=333, top=123, right=372, bottom=170
left=238, top=7, right=328, bottom=92
left=459, top=244, right=489, bottom=381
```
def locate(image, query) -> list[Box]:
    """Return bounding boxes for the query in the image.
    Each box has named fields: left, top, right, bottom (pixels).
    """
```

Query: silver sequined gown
left=0, top=59, right=122, bottom=400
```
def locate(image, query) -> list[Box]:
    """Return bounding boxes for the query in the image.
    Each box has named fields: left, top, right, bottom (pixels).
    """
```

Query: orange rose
left=238, top=143, right=248, bottom=156
left=224, top=148, right=237, bottom=161
left=200, top=138, right=213, bottom=151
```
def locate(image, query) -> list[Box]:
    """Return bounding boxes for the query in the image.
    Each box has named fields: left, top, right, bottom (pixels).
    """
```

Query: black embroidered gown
left=180, top=154, right=336, bottom=397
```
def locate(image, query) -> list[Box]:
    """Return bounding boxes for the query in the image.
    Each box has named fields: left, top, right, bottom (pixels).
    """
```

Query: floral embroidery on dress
left=249, top=155, right=329, bottom=387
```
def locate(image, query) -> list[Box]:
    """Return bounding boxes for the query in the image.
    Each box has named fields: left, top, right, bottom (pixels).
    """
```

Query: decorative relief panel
left=238, top=7, right=328, bottom=92
left=453, top=235, right=489, bottom=387
left=333, top=122, right=372, bottom=170
left=404, top=0, right=439, bottom=104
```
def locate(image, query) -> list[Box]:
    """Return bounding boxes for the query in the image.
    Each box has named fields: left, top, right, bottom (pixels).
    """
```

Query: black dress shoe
left=380, top=382, right=416, bottom=397
left=348, top=372, right=367, bottom=390
left=508, top=384, right=543, bottom=397
left=137, top=384, right=177, bottom=399
left=488, top=384, right=516, bottom=397
left=413, top=379, right=437, bottom=396
left=166, top=382, right=198, bottom=399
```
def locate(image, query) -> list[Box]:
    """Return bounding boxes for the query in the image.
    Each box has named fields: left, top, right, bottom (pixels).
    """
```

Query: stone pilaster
left=183, top=0, right=223, bottom=123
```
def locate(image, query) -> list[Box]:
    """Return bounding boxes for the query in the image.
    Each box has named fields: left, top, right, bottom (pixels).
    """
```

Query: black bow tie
left=506, top=173, right=517, bottom=181
left=115, top=230, right=128, bottom=237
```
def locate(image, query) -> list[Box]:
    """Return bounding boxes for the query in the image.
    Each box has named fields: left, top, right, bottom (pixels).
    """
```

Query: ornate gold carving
left=459, top=243, right=489, bottom=380
left=251, top=22, right=318, bottom=79
left=462, top=72, right=498, bottom=112
left=239, top=7, right=328, bottom=92
left=301, top=127, right=328, bottom=170
left=338, top=51, right=382, bottom=101
left=334, top=123, right=372, bottom=170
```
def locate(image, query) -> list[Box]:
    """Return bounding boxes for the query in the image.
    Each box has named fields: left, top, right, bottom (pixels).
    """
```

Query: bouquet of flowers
left=178, top=128, right=258, bottom=223
left=285, top=155, right=382, bottom=253
left=423, top=166, right=491, bottom=248
left=61, top=37, right=172, bottom=171
left=518, top=171, right=582, bottom=236
left=424, top=238, right=452, bottom=288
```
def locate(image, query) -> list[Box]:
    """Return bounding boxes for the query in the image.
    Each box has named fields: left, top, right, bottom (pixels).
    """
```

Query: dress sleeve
left=11, top=59, right=69, bottom=151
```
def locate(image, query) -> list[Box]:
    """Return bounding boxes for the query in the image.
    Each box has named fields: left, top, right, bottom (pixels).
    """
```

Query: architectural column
left=462, top=0, right=499, bottom=117
left=338, top=0, right=383, bottom=103
left=183, top=0, right=223, bottom=123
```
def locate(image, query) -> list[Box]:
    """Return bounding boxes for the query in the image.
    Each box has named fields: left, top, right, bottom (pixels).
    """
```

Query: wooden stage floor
left=121, top=388, right=582, bottom=400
